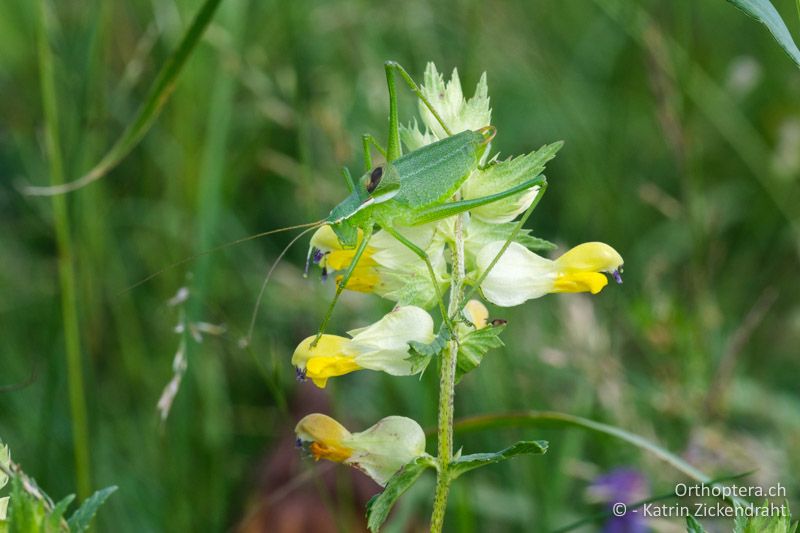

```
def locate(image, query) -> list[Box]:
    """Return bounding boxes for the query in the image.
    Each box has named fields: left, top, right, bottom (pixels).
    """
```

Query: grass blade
left=725, top=0, right=800, bottom=68
left=452, top=411, right=748, bottom=506
left=23, top=0, right=223, bottom=196
left=36, top=0, right=92, bottom=499
left=553, top=471, right=755, bottom=532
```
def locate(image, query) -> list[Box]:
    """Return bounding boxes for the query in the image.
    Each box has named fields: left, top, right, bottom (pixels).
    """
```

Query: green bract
left=401, top=63, right=491, bottom=147
left=462, top=142, right=563, bottom=223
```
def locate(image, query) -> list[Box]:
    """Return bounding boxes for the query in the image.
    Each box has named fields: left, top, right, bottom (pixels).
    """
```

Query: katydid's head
left=326, top=163, right=401, bottom=238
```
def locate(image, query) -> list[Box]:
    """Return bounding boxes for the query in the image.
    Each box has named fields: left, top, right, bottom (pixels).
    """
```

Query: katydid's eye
left=367, top=166, right=383, bottom=194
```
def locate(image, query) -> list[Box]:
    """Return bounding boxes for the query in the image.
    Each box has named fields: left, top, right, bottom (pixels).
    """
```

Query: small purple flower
left=588, top=468, right=648, bottom=533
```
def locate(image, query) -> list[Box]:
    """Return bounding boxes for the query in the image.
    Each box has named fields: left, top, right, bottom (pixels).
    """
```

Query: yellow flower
left=476, top=241, right=623, bottom=306
left=292, top=306, right=435, bottom=388
left=295, top=414, right=426, bottom=486
left=308, top=225, right=380, bottom=292
left=307, top=224, right=447, bottom=308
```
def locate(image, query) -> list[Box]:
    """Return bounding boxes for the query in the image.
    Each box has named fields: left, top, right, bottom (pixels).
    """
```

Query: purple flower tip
left=593, top=468, right=646, bottom=500
left=295, top=367, right=307, bottom=382
left=612, top=269, right=623, bottom=285
left=591, top=468, right=649, bottom=533
left=305, top=249, right=326, bottom=278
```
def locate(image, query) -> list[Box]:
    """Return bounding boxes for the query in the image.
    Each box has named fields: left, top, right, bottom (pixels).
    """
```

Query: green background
left=1, top=0, right=798, bottom=530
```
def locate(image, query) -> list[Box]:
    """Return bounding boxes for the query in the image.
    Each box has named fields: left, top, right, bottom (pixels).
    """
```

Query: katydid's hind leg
left=462, top=181, right=550, bottom=308
left=312, top=227, right=374, bottom=346
left=408, top=175, right=548, bottom=225
left=383, top=227, right=453, bottom=333
left=384, top=62, right=403, bottom=162
left=385, top=61, right=454, bottom=139
left=361, top=134, right=387, bottom=171
left=384, top=61, right=455, bottom=163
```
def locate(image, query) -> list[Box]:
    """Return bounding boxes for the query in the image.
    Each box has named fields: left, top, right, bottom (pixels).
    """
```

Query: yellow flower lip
left=291, top=306, right=435, bottom=388
left=309, top=441, right=352, bottom=462
left=292, top=334, right=362, bottom=388
left=306, top=225, right=381, bottom=291
left=553, top=271, right=609, bottom=294
left=295, top=414, right=354, bottom=463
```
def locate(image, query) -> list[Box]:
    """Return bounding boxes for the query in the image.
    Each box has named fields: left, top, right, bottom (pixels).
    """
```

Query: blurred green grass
left=1, top=0, right=799, bottom=531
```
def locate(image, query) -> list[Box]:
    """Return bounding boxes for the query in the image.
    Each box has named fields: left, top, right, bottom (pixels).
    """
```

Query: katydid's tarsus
left=309, top=61, right=546, bottom=346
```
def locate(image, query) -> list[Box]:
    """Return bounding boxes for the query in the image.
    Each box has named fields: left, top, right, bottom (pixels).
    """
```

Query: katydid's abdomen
left=391, top=130, right=483, bottom=210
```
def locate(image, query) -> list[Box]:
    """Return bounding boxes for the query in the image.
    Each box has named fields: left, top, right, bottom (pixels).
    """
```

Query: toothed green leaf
left=686, top=515, right=709, bottom=533
left=366, top=456, right=434, bottom=532
left=466, top=218, right=555, bottom=258
left=463, top=142, right=563, bottom=223
left=449, top=440, right=548, bottom=479
left=67, top=486, right=117, bottom=532
left=456, top=322, right=506, bottom=382
left=733, top=501, right=797, bottom=533
left=46, top=494, right=75, bottom=530
left=406, top=325, right=451, bottom=375
left=7, top=477, right=47, bottom=533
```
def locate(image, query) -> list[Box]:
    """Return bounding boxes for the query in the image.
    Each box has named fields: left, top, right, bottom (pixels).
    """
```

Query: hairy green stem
left=430, top=211, right=466, bottom=532
left=37, top=0, right=92, bottom=499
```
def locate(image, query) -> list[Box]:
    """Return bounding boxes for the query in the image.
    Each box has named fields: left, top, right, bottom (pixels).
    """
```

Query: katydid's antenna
left=241, top=224, right=320, bottom=348
left=120, top=220, right=324, bottom=295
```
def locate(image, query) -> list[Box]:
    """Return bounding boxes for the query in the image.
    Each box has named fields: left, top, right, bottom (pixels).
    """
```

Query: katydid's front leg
left=362, top=134, right=386, bottom=171
left=340, top=167, right=355, bottom=193
left=312, top=226, right=374, bottom=347
left=383, top=226, right=454, bottom=334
